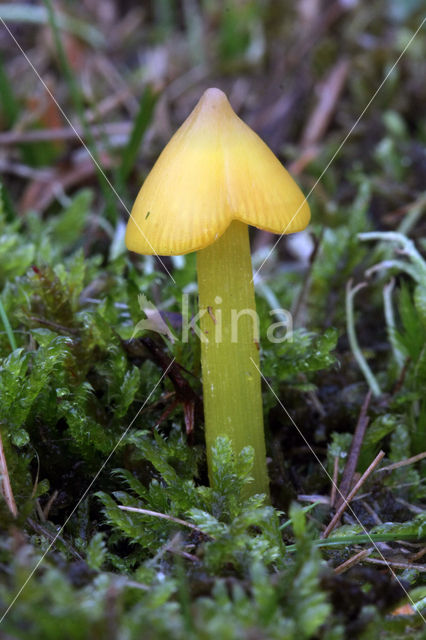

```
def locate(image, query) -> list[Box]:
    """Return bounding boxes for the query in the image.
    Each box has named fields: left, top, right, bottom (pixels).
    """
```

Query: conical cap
left=126, top=88, right=310, bottom=255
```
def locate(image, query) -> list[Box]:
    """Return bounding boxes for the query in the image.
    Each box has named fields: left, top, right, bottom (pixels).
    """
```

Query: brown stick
left=330, top=455, right=339, bottom=507
left=0, top=122, right=131, bottom=145
left=335, top=391, right=371, bottom=509
left=375, top=451, right=426, bottom=473
left=364, top=557, right=426, bottom=572
left=0, top=431, right=18, bottom=517
left=323, top=450, right=385, bottom=538
left=27, top=518, right=82, bottom=559
left=300, top=58, right=350, bottom=148
left=43, top=489, right=59, bottom=520
left=334, top=548, right=372, bottom=575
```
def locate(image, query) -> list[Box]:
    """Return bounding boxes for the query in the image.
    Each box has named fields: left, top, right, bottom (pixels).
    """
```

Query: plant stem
left=382, top=278, right=405, bottom=370
left=359, top=231, right=426, bottom=278
left=197, top=220, right=269, bottom=497
left=0, top=429, right=17, bottom=517
left=346, top=279, right=381, bottom=397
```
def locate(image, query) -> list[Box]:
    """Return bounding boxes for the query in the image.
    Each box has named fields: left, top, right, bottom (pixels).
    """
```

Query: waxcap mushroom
left=126, top=88, right=310, bottom=256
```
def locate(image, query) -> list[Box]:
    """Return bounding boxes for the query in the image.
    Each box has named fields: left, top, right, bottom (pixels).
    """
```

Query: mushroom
left=126, top=88, right=310, bottom=497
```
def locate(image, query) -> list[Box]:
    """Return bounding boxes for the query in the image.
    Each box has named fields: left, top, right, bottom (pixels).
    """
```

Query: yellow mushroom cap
left=126, top=88, right=310, bottom=256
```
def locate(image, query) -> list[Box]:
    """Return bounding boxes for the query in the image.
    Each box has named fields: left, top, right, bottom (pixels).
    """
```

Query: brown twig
left=29, top=316, right=79, bottom=335
left=301, top=59, right=350, bottom=147
left=364, top=557, right=426, bottom=573
left=323, top=450, right=385, bottom=538
left=391, top=356, right=411, bottom=396
left=410, top=548, right=426, bottom=562
left=43, top=489, right=59, bottom=520
left=375, top=451, right=426, bottom=473
left=0, top=430, right=18, bottom=518
left=27, top=518, right=83, bottom=560
left=330, top=455, right=339, bottom=507
left=0, top=122, right=131, bottom=145
left=335, top=391, right=371, bottom=509
left=166, top=547, right=200, bottom=563
left=334, top=548, right=372, bottom=575
left=19, top=150, right=115, bottom=213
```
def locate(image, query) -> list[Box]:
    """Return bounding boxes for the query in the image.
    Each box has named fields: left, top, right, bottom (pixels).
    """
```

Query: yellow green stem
left=197, top=220, right=269, bottom=497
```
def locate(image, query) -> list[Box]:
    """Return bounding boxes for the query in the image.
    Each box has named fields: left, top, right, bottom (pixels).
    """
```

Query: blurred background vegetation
left=0, top=1, right=425, bottom=638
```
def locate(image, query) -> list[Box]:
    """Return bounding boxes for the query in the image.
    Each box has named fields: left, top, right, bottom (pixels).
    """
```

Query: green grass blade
left=0, top=54, right=19, bottom=128
left=286, top=531, right=424, bottom=552
left=118, top=86, right=158, bottom=186
left=0, top=298, right=17, bottom=351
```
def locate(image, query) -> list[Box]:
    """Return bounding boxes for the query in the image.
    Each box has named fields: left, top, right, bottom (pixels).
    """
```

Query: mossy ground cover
left=0, top=1, right=425, bottom=638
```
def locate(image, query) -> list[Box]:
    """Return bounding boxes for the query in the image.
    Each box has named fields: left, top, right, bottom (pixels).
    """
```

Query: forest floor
left=0, top=1, right=425, bottom=638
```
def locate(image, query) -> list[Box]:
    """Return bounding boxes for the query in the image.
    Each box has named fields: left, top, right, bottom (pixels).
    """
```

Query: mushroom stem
left=197, top=220, right=269, bottom=498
